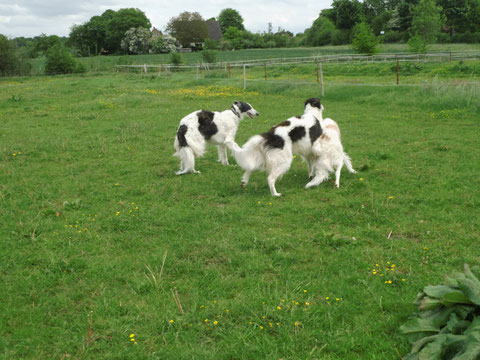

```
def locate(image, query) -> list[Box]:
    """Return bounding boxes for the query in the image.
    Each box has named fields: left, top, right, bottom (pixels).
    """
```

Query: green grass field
left=1, top=65, right=479, bottom=359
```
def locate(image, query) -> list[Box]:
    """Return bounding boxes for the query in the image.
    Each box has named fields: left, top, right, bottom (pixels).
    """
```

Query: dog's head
left=304, top=98, right=324, bottom=112
left=232, top=101, right=259, bottom=119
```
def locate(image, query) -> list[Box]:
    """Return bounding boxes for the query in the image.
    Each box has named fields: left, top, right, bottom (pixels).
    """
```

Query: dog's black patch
left=237, top=101, right=252, bottom=113
left=197, top=110, right=218, bottom=140
left=269, top=120, right=290, bottom=132
left=177, top=125, right=188, bottom=147
left=289, top=126, right=306, bottom=142
left=309, top=119, right=322, bottom=144
left=261, top=132, right=285, bottom=149
left=305, top=98, right=322, bottom=109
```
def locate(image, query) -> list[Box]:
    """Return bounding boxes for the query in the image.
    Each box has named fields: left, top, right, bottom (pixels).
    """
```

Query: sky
left=0, top=0, right=332, bottom=38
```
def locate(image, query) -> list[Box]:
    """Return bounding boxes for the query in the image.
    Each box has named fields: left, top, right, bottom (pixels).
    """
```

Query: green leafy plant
left=169, top=51, right=184, bottom=66
left=400, top=264, right=480, bottom=360
left=201, top=49, right=218, bottom=64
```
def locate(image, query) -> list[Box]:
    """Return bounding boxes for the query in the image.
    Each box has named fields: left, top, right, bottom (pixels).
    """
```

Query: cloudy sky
left=0, top=0, right=332, bottom=38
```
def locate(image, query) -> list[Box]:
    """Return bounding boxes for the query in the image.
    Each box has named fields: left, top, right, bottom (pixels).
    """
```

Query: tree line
left=1, top=2, right=479, bottom=76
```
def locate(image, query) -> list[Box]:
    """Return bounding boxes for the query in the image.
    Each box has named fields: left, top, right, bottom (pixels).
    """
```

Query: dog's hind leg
left=334, top=162, right=343, bottom=188
left=217, top=144, right=229, bottom=165
left=267, top=156, right=292, bottom=197
left=176, top=147, right=200, bottom=175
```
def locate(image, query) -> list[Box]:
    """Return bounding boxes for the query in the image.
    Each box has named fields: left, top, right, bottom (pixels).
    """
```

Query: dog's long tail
left=343, top=152, right=356, bottom=174
left=226, top=136, right=266, bottom=172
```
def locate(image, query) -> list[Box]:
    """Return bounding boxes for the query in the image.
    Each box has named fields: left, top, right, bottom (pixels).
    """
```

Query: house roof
left=206, top=20, right=222, bottom=41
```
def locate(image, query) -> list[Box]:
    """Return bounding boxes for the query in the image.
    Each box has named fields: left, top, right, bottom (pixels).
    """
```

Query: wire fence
left=114, top=51, right=480, bottom=92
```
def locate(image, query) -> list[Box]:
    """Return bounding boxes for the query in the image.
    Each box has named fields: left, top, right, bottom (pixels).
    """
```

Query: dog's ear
left=233, top=101, right=240, bottom=105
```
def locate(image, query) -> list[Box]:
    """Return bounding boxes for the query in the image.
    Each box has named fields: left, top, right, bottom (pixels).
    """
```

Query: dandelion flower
left=130, top=338, right=135, bottom=342
left=336, top=298, right=340, bottom=301
left=294, top=321, right=299, bottom=326
left=305, top=302, right=310, bottom=306
left=326, top=297, right=330, bottom=300
left=277, top=306, right=282, bottom=310
left=169, top=320, right=174, bottom=323
left=303, top=290, right=307, bottom=293
left=360, top=178, right=364, bottom=181
left=259, top=326, right=264, bottom=330
left=204, top=319, right=208, bottom=323
left=130, top=334, right=135, bottom=338
left=213, top=321, right=218, bottom=325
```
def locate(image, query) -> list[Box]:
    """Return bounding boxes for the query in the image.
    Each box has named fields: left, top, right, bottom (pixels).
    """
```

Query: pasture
left=1, top=65, right=479, bottom=359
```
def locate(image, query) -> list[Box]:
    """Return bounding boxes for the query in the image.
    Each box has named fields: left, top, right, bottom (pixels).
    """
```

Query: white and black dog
left=174, top=101, right=259, bottom=175
left=226, top=98, right=355, bottom=196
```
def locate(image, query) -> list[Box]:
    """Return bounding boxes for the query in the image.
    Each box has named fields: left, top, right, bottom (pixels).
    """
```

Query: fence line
left=114, top=51, right=480, bottom=72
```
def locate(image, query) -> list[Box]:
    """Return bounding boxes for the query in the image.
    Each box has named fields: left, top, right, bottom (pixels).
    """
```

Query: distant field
left=27, top=43, right=480, bottom=75
left=1, top=67, right=479, bottom=359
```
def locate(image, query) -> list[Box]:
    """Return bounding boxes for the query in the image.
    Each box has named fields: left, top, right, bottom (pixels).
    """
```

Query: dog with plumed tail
left=226, top=98, right=355, bottom=196
left=301, top=98, right=356, bottom=189
left=174, top=101, right=259, bottom=175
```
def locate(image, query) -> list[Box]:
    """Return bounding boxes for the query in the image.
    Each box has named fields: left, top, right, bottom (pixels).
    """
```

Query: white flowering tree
left=151, top=35, right=179, bottom=54
left=121, top=27, right=152, bottom=54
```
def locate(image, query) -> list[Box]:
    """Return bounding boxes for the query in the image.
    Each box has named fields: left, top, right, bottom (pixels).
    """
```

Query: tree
left=0, top=35, right=20, bottom=76
left=223, top=26, right=244, bottom=49
left=351, top=21, right=380, bottom=54
left=436, top=0, right=467, bottom=35
left=331, top=0, right=364, bottom=29
left=305, top=16, right=336, bottom=46
left=69, top=9, right=150, bottom=55
left=121, top=27, right=152, bottom=54
left=410, top=0, right=443, bottom=43
left=218, top=8, right=245, bottom=32
left=166, top=12, right=209, bottom=47
left=44, top=43, right=85, bottom=74
left=105, top=8, right=151, bottom=53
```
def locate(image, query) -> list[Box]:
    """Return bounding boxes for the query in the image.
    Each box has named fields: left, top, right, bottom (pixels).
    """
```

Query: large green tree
left=331, top=0, right=364, bottom=29
left=105, top=8, right=151, bottom=53
left=304, top=16, right=336, bottom=46
left=436, top=0, right=467, bottom=35
left=218, top=8, right=245, bottom=33
left=166, top=12, right=209, bottom=47
left=69, top=9, right=150, bottom=55
left=410, top=0, right=443, bottom=43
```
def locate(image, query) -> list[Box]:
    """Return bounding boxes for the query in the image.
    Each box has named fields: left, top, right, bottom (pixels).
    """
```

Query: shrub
left=169, top=51, right=184, bottom=66
left=151, top=35, right=179, bottom=54
left=45, top=44, right=85, bottom=75
left=400, top=264, right=480, bottom=359
left=120, top=27, right=151, bottom=54
left=408, top=34, right=428, bottom=53
left=382, top=31, right=405, bottom=43
left=203, top=38, right=218, bottom=50
left=201, top=49, right=217, bottom=64
left=351, top=22, right=379, bottom=55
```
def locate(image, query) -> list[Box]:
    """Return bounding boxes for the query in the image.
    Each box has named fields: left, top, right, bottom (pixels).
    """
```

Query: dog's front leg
left=217, top=144, right=229, bottom=165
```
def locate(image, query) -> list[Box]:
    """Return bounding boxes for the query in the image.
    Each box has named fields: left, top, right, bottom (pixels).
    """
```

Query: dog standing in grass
left=301, top=98, right=356, bottom=189
left=174, top=101, right=259, bottom=175
left=226, top=98, right=355, bottom=196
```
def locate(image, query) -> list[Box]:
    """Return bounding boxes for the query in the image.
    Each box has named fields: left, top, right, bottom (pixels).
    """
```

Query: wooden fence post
left=396, top=57, right=399, bottom=85
left=264, top=62, right=267, bottom=81
left=316, top=61, right=320, bottom=84
left=320, top=62, right=324, bottom=97
left=243, top=65, right=247, bottom=90
left=144, top=64, right=147, bottom=74
left=228, top=63, right=231, bottom=77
